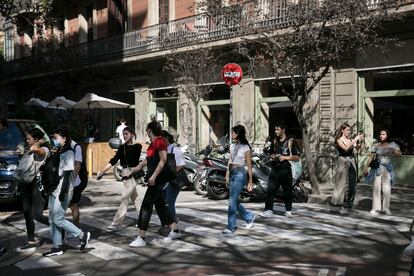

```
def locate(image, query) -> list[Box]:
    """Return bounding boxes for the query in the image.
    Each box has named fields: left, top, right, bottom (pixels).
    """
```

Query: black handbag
left=161, top=146, right=177, bottom=182
left=176, top=169, right=190, bottom=188
left=369, top=154, right=380, bottom=170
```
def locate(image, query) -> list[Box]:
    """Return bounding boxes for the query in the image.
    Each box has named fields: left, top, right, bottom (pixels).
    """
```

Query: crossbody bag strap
left=123, top=144, right=129, bottom=168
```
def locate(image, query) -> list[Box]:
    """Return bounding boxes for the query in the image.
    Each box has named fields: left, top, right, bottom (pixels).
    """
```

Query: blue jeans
left=48, top=195, right=82, bottom=247
left=162, top=182, right=180, bottom=221
left=227, top=167, right=254, bottom=232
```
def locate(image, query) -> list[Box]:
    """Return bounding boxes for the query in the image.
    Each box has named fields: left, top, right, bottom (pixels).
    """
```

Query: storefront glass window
left=372, top=96, right=414, bottom=155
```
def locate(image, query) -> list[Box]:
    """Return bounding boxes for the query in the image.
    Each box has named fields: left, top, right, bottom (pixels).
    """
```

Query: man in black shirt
left=260, top=121, right=300, bottom=218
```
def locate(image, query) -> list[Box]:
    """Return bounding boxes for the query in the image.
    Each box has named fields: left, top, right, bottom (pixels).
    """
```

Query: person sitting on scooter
left=96, top=126, right=142, bottom=231
left=223, top=125, right=255, bottom=234
left=260, top=121, right=300, bottom=218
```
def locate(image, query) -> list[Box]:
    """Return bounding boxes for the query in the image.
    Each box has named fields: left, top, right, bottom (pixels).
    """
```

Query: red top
left=146, top=137, right=167, bottom=158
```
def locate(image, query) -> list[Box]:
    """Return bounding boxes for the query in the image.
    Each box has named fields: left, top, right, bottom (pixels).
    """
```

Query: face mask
left=52, top=138, right=61, bottom=148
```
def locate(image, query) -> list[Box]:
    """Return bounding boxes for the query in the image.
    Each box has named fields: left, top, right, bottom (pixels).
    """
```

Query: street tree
left=164, top=47, right=221, bottom=151
left=196, top=0, right=402, bottom=194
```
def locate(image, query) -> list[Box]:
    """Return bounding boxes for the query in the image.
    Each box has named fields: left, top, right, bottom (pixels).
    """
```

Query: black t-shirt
left=109, top=143, right=142, bottom=167
left=269, top=137, right=300, bottom=170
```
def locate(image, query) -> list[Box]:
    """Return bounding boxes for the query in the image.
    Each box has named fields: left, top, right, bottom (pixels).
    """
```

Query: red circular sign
left=221, top=63, right=243, bottom=86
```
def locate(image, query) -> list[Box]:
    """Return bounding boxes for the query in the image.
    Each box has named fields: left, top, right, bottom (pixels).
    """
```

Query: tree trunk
left=301, top=126, right=320, bottom=195
left=295, top=106, right=321, bottom=195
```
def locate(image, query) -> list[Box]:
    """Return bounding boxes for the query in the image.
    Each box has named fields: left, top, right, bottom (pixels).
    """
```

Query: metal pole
left=229, top=85, right=233, bottom=138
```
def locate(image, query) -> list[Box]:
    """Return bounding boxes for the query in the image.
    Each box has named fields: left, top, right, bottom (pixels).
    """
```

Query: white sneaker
left=339, top=207, right=348, bottom=215
left=129, top=236, right=146, bottom=247
left=222, top=228, right=234, bottom=234
left=369, top=210, right=379, bottom=216
left=285, top=211, right=293, bottom=218
left=404, top=239, right=414, bottom=257
left=384, top=210, right=392, bottom=215
left=107, top=224, right=119, bottom=232
left=259, top=210, right=273, bottom=218
left=245, top=214, right=256, bottom=230
left=163, top=230, right=181, bottom=242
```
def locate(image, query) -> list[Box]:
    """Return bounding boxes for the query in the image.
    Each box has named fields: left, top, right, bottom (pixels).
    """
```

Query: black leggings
left=137, top=182, right=175, bottom=231
left=22, top=177, right=48, bottom=241
left=265, top=168, right=293, bottom=212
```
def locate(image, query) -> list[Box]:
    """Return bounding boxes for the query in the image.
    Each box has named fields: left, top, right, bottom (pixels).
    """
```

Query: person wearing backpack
left=69, top=140, right=88, bottom=227
left=96, top=126, right=142, bottom=232
left=126, top=122, right=180, bottom=247
left=42, top=127, right=90, bottom=257
left=259, top=121, right=300, bottom=218
left=157, top=130, right=186, bottom=236
left=18, top=128, right=50, bottom=250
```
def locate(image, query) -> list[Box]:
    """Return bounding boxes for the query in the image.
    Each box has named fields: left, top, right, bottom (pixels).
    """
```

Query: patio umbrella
left=72, top=93, right=129, bottom=109
left=24, top=97, right=50, bottom=108
left=48, top=96, right=76, bottom=109
left=72, top=93, right=130, bottom=140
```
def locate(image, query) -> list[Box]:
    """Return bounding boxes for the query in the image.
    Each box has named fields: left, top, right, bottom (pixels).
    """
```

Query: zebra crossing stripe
left=176, top=208, right=320, bottom=241
left=81, top=215, right=205, bottom=252
left=185, top=206, right=371, bottom=237
left=15, top=253, right=63, bottom=270
left=125, top=212, right=269, bottom=247
left=6, top=218, right=137, bottom=261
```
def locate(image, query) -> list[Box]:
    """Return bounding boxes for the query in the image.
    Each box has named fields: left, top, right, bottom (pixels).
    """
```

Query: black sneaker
left=20, top=242, right=38, bottom=250
left=80, top=231, right=90, bottom=252
left=42, top=247, right=63, bottom=257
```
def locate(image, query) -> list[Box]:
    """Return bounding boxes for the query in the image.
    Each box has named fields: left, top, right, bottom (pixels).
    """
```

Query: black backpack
left=74, top=144, right=88, bottom=191
left=39, top=152, right=62, bottom=196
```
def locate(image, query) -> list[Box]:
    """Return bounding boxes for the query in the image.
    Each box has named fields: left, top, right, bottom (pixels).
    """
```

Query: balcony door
left=108, top=0, right=128, bottom=35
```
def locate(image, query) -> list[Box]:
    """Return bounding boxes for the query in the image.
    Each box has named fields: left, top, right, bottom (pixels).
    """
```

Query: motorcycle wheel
left=238, top=193, right=251, bottom=203
left=207, top=181, right=229, bottom=200
left=194, top=175, right=208, bottom=195
left=292, top=181, right=309, bottom=203
left=113, top=165, right=123, bottom=181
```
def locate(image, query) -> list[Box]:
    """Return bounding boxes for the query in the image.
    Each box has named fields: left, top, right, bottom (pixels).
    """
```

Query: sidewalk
left=307, top=181, right=414, bottom=205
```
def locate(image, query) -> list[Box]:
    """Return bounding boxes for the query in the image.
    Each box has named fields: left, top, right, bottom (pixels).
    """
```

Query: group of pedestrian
left=13, top=117, right=406, bottom=256
left=16, top=125, right=90, bottom=256
left=331, top=123, right=402, bottom=215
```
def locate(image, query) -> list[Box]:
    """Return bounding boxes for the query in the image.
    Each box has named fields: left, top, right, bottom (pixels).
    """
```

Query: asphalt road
left=0, top=178, right=413, bottom=276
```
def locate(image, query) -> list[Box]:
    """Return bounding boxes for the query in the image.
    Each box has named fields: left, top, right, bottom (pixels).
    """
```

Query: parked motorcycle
left=192, top=144, right=229, bottom=196
left=206, top=152, right=310, bottom=203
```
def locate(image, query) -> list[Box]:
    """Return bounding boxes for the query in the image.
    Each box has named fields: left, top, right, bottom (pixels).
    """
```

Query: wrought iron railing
left=2, top=0, right=412, bottom=78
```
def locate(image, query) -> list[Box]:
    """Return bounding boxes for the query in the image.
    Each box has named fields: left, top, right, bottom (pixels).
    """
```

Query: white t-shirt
left=229, top=143, right=250, bottom=166
left=167, top=144, right=185, bottom=167
left=34, top=147, right=50, bottom=176
left=116, top=123, right=127, bottom=143
left=70, top=140, right=83, bottom=187
left=53, top=149, right=75, bottom=198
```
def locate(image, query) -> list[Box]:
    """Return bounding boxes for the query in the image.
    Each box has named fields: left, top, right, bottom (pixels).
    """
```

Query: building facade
left=1, top=0, right=414, bottom=184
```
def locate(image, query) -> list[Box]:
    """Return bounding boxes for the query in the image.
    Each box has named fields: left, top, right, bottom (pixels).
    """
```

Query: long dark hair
left=123, top=126, right=136, bottom=138
left=53, top=126, right=72, bottom=152
left=378, top=128, right=390, bottom=143
left=161, top=130, right=174, bottom=144
left=335, top=123, right=351, bottom=141
left=232, top=125, right=250, bottom=148
left=27, top=127, right=45, bottom=141
left=146, top=121, right=162, bottom=136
